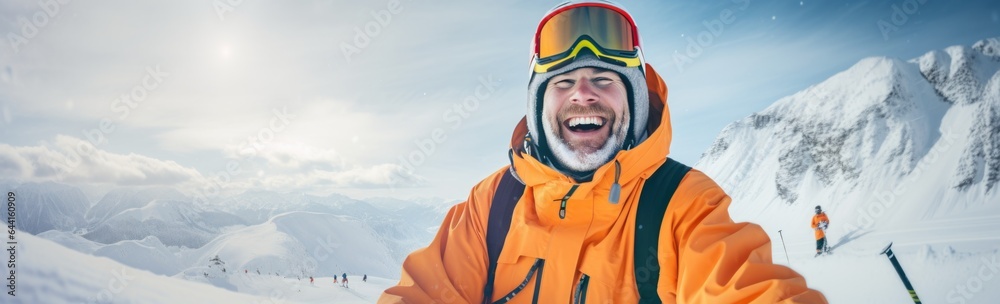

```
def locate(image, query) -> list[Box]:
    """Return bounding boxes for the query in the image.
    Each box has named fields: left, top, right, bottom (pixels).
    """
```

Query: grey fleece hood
left=525, top=54, right=649, bottom=177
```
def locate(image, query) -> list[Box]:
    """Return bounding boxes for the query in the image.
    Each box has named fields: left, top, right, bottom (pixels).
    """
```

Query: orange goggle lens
left=537, top=6, right=636, bottom=60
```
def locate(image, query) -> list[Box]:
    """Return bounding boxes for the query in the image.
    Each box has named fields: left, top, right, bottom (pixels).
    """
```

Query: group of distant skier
left=239, top=267, right=368, bottom=289
left=308, top=273, right=368, bottom=288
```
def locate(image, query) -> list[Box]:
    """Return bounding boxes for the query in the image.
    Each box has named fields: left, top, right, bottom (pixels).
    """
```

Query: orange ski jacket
left=380, top=64, right=827, bottom=303
left=811, top=213, right=830, bottom=240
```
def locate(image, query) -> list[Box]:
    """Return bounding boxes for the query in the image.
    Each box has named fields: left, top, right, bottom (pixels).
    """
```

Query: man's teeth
left=568, top=117, right=604, bottom=127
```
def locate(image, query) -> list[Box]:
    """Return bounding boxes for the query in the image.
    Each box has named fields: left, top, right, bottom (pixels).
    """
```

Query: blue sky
left=1, top=0, right=998, bottom=202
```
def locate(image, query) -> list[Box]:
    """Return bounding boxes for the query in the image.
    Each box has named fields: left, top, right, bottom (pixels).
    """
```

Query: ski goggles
left=532, top=3, right=643, bottom=74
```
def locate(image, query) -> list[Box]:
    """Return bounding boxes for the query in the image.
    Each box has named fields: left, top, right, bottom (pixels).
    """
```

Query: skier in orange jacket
left=380, top=1, right=826, bottom=303
left=812, top=205, right=831, bottom=257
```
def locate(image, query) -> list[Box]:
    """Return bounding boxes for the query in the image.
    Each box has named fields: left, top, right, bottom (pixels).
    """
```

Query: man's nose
left=569, top=79, right=599, bottom=104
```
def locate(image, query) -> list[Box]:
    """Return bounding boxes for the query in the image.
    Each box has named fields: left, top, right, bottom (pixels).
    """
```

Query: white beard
left=541, top=113, right=628, bottom=173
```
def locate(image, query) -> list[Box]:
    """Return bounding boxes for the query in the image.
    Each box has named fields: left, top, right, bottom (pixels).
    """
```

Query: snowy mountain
left=697, top=37, right=1000, bottom=303
left=699, top=37, right=999, bottom=220
left=36, top=229, right=103, bottom=254
left=213, top=190, right=361, bottom=224
left=85, top=187, right=189, bottom=224
left=918, top=39, right=1000, bottom=194
left=84, top=197, right=246, bottom=248
left=11, top=182, right=89, bottom=234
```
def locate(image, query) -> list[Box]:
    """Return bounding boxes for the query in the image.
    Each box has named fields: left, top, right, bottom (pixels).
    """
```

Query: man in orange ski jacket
left=381, top=1, right=827, bottom=303
left=812, top=205, right=831, bottom=257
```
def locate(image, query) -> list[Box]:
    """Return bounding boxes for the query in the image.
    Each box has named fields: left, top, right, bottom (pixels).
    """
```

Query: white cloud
left=251, top=163, right=424, bottom=192
left=0, top=135, right=424, bottom=196
left=0, top=135, right=205, bottom=186
left=223, top=141, right=347, bottom=172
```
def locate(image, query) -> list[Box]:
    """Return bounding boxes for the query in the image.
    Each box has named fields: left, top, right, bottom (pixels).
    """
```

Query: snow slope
left=216, top=190, right=444, bottom=266
left=92, top=236, right=185, bottom=277
left=13, top=232, right=394, bottom=303
left=179, top=211, right=400, bottom=286
left=11, top=233, right=269, bottom=304
left=697, top=37, right=1000, bottom=303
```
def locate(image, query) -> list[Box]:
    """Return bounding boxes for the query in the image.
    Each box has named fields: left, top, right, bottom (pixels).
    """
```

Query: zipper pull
left=557, top=185, right=579, bottom=219
left=609, top=160, right=621, bottom=204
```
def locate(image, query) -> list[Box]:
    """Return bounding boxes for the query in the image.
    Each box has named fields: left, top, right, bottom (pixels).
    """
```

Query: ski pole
left=778, top=230, right=790, bottom=265
left=880, top=242, right=922, bottom=304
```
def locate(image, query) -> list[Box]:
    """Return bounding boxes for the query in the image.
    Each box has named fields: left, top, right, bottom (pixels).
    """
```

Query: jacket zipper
left=492, top=258, right=545, bottom=304
left=574, top=273, right=590, bottom=304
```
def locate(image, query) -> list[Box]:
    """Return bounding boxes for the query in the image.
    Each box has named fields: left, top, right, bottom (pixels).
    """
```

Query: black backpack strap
left=634, top=158, right=691, bottom=304
left=483, top=168, right=526, bottom=304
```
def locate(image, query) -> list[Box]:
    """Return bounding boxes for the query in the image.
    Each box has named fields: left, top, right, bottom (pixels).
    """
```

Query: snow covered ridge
left=700, top=36, right=1000, bottom=208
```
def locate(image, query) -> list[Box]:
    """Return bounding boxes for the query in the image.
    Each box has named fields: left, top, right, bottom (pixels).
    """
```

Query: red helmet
left=525, top=1, right=651, bottom=166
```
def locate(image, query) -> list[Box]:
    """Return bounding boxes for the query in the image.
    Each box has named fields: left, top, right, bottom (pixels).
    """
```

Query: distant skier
left=334, top=276, right=338, bottom=284
left=310, top=276, right=314, bottom=285
left=811, top=205, right=831, bottom=257
left=363, top=274, right=367, bottom=282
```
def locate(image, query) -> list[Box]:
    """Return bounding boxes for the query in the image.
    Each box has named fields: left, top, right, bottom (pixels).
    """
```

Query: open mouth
left=563, top=116, right=607, bottom=133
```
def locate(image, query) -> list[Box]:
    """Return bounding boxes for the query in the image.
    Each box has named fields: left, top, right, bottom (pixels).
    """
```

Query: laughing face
left=541, top=67, right=630, bottom=173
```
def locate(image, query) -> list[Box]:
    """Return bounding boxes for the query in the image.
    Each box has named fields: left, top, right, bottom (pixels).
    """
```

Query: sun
left=220, top=44, right=233, bottom=60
